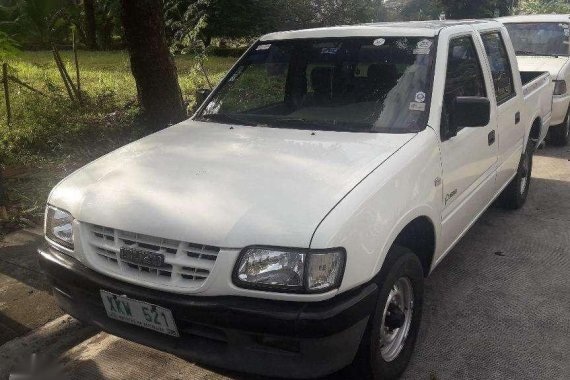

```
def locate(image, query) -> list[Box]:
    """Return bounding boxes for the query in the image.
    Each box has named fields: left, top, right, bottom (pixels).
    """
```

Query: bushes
left=0, top=51, right=235, bottom=164
left=206, top=45, right=248, bottom=57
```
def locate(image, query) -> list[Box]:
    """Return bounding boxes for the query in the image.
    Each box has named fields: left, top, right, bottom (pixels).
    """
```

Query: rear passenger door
left=440, top=34, right=499, bottom=251
left=480, top=30, right=524, bottom=192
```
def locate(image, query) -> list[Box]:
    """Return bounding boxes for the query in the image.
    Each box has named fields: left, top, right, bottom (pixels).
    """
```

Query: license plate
left=100, top=290, right=179, bottom=337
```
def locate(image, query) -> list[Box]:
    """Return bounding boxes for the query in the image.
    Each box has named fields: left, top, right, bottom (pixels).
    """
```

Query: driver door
left=440, top=34, right=499, bottom=251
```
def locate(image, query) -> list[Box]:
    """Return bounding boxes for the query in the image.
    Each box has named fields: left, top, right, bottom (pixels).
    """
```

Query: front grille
left=85, top=224, right=220, bottom=290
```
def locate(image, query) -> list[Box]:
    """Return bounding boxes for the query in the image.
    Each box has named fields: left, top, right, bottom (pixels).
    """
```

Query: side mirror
left=195, top=88, right=212, bottom=108
left=447, top=96, right=491, bottom=138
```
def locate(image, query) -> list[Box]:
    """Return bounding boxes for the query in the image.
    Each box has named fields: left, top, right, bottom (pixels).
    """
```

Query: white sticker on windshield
left=256, top=44, right=271, bottom=51
left=321, top=47, right=339, bottom=54
left=415, top=91, right=426, bottom=103
left=373, top=38, right=386, bottom=46
left=413, top=48, right=431, bottom=55
left=565, top=29, right=570, bottom=37
left=410, top=102, right=426, bottom=112
left=417, top=39, right=433, bottom=49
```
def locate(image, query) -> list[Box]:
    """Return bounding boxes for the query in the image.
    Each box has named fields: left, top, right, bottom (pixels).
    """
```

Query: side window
left=444, top=36, right=487, bottom=100
left=442, top=36, right=487, bottom=134
left=481, top=31, right=516, bottom=105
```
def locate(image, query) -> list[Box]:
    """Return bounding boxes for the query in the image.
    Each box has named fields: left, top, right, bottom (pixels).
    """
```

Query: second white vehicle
left=500, top=14, right=570, bottom=145
left=39, top=20, right=551, bottom=379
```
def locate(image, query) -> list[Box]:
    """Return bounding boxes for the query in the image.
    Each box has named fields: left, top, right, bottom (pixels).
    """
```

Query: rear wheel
left=500, top=140, right=533, bottom=210
left=349, top=246, right=424, bottom=380
left=548, top=109, right=570, bottom=146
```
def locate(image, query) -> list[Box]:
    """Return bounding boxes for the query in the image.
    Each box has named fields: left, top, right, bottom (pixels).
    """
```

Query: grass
left=0, top=50, right=236, bottom=235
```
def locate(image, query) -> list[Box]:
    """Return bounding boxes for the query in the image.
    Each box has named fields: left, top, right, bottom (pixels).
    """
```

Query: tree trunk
left=83, top=0, right=98, bottom=50
left=120, top=0, right=186, bottom=132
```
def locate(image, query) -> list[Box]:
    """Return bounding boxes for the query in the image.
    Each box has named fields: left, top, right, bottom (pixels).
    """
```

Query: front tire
left=548, top=109, right=570, bottom=146
left=499, top=139, right=533, bottom=210
left=350, top=246, right=424, bottom=380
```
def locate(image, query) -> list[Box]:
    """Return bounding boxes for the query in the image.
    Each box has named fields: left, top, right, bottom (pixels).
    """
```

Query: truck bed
left=520, top=71, right=548, bottom=86
left=520, top=70, right=552, bottom=145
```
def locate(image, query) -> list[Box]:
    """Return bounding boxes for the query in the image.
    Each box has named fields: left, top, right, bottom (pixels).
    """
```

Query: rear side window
left=481, top=32, right=516, bottom=105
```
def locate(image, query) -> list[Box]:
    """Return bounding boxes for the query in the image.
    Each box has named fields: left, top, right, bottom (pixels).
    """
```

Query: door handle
left=515, top=112, right=521, bottom=124
left=488, top=130, right=496, bottom=146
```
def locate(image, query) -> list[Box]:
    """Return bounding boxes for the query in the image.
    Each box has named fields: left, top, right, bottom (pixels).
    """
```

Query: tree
left=83, top=0, right=97, bottom=49
left=168, top=0, right=278, bottom=48
left=276, top=0, right=387, bottom=30
left=0, top=0, right=79, bottom=48
left=516, top=0, right=570, bottom=14
left=385, top=0, right=442, bottom=21
left=120, top=0, right=186, bottom=132
left=437, top=0, right=512, bottom=18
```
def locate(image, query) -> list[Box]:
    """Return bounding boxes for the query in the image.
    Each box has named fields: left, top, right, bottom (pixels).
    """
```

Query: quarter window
left=481, top=32, right=516, bottom=105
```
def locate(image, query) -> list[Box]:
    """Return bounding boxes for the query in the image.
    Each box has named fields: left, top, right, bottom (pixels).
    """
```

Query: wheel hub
left=385, top=303, right=405, bottom=330
left=379, top=277, right=414, bottom=362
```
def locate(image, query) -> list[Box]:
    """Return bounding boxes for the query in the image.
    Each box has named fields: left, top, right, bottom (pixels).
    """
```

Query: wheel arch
left=529, top=117, right=542, bottom=149
left=373, top=209, right=440, bottom=280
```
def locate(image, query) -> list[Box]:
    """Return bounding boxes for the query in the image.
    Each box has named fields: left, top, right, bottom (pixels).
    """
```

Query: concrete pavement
left=1, top=145, right=569, bottom=380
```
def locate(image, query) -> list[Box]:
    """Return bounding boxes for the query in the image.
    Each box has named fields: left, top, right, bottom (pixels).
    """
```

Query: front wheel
left=349, top=246, right=424, bottom=380
left=499, top=140, right=533, bottom=210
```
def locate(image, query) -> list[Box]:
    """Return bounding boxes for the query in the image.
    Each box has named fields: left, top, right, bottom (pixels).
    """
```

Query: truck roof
left=260, top=20, right=502, bottom=41
left=498, top=14, right=570, bottom=23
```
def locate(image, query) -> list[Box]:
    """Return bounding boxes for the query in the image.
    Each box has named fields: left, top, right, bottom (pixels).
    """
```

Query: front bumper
left=38, top=244, right=377, bottom=379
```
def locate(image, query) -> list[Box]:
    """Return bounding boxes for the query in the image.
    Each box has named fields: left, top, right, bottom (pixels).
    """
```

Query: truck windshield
left=197, top=37, right=436, bottom=133
left=505, top=23, right=570, bottom=57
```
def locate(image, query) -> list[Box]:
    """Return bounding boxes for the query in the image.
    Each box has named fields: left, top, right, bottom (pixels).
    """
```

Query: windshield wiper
left=515, top=50, right=564, bottom=57
left=198, top=113, right=257, bottom=126
left=515, top=50, right=542, bottom=56
left=268, top=117, right=368, bottom=132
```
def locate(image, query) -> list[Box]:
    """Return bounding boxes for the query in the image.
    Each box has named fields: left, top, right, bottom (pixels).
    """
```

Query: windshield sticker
left=321, top=47, right=340, bottom=55
left=565, top=29, right=570, bottom=37
left=373, top=38, right=386, bottom=46
left=415, top=91, right=426, bottom=103
left=413, top=48, right=431, bottom=55
left=410, top=102, right=426, bottom=112
left=256, top=44, right=271, bottom=51
left=417, top=39, right=433, bottom=49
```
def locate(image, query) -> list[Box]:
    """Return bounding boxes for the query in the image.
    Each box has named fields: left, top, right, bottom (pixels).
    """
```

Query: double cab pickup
left=40, top=20, right=552, bottom=379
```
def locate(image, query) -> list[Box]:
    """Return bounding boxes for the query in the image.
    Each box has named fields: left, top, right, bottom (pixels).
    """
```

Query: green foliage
left=0, top=51, right=235, bottom=164
left=516, top=0, right=570, bottom=14
left=0, top=30, right=18, bottom=59
left=277, top=0, right=386, bottom=28
left=92, top=0, right=121, bottom=50
left=385, top=0, right=443, bottom=21
left=0, top=0, right=81, bottom=48
left=437, top=0, right=513, bottom=18
left=166, top=0, right=277, bottom=50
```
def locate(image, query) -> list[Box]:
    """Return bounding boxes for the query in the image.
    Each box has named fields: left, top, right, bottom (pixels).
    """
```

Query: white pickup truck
left=39, top=20, right=552, bottom=379
left=499, top=14, right=570, bottom=145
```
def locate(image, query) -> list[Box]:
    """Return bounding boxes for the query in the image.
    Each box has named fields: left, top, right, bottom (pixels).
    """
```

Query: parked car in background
left=500, top=14, right=570, bottom=146
left=39, top=20, right=552, bottom=380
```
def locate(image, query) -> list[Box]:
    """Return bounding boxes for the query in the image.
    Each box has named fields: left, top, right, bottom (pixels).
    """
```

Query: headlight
left=554, top=80, right=567, bottom=95
left=233, top=246, right=346, bottom=293
left=45, top=205, right=74, bottom=249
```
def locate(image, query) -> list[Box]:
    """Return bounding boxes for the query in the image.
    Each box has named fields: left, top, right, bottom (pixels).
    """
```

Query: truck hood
left=50, top=120, right=415, bottom=248
left=516, top=56, right=569, bottom=79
